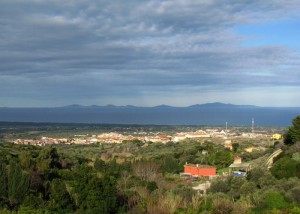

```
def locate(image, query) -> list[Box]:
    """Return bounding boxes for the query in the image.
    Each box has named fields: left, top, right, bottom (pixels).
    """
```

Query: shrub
left=263, top=191, right=289, bottom=210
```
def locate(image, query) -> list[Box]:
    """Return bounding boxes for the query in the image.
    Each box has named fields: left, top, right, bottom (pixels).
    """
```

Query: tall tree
left=72, top=166, right=118, bottom=213
left=0, top=163, right=8, bottom=201
left=19, top=151, right=34, bottom=170
left=48, top=179, right=73, bottom=212
left=7, top=161, right=30, bottom=206
left=270, top=157, right=300, bottom=179
left=209, top=150, right=233, bottom=168
left=284, top=115, right=300, bottom=145
left=36, top=147, right=61, bottom=172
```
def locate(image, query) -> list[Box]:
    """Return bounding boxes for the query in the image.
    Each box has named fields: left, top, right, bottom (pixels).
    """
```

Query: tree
left=287, top=186, right=300, bottom=204
left=232, top=143, right=239, bottom=152
left=19, top=151, right=34, bottom=170
left=228, top=177, right=246, bottom=200
left=240, top=181, right=256, bottom=196
left=7, top=161, right=30, bottom=206
left=247, top=167, right=267, bottom=184
left=94, top=158, right=106, bottom=172
left=72, top=165, right=118, bottom=213
left=29, top=171, right=44, bottom=194
left=79, top=176, right=117, bottom=213
left=48, top=179, right=73, bottom=212
left=161, top=155, right=181, bottom=174
left=263, top=191, right=289, bottom=210
left=271, top=157, right=300, bottom=179
left=0, top=163, right=8, bottom=201
left=133, top=161, right=160, bottom=181
left=36, top=147, right=61, bottom=181
left=258, top=172, right=277, bottom=189
left=36, top=147, right=61, bottom=172
left=210, top=177, right=231, bottom=194
left=210, top=150, right=233, bottom=168
left=284, top=115, right=300, bottom=145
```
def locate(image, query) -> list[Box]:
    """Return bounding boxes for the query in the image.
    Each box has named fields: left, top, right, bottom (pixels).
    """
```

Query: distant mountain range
left=187, top=102, right=259, bottom=108
left=62, top=102, right=259, bottom=109
left=0, top=103, right=299, bottom=126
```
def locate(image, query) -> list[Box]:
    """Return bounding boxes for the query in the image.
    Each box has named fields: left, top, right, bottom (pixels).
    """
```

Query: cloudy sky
left=1, top=0, right=300, bottom=107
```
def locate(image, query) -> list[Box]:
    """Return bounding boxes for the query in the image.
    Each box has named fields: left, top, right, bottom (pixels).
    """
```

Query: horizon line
left=1, top=102, right=300, bottom=108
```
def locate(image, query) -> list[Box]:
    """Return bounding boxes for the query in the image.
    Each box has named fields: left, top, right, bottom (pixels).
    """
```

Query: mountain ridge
left=1, top=103, right=299, bottom=126
left=61, top=102, right=259, bottom=109
left=188, top=102, right=259, bottom=108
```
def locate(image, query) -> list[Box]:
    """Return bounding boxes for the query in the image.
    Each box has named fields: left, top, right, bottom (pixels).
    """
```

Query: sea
left=0, top=106, right=299, bottom=126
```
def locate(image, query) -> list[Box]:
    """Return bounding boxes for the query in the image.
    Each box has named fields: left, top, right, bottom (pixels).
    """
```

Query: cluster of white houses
left=11, top=130, right=213, bottom=146
left=12, top=129, right=273, bottom=146
left=12, top=133, right=137, bottom=146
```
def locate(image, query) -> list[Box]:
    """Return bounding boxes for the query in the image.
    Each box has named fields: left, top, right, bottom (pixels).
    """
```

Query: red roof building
left=184, top=164, right=216, bottom=177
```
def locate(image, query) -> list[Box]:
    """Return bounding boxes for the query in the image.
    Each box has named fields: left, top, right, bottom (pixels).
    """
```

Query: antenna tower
left=252, top=118, right=254, bottom=134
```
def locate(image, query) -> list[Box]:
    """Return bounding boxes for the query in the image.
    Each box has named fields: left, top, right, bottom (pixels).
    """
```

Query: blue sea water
left=0, top=106, right=299, bottom=126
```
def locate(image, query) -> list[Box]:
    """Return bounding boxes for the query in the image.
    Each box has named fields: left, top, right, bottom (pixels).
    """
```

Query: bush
left=212, top=195, right=234, bottom=214
left=263, top=191, right=289, bottom=210
left=146, top=181, right=158, bottom=192
left=287, top=186, right=300, bottom=204
left=271, top=157, right=300, bottom=179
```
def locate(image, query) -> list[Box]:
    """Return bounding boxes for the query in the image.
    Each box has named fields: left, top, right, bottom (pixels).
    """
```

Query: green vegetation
left=0, top=116, right=299, bottom=213
left=284, top=115, right=300, bottom=145
left=0, top=144, right=122, bottom=213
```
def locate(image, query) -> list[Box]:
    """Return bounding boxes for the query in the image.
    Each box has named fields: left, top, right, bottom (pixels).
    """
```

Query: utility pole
left=252, top=118, right=254, bottom=134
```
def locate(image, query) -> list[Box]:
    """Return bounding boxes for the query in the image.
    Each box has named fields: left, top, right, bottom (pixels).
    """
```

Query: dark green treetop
left=284, top=115, right=300, bottom=145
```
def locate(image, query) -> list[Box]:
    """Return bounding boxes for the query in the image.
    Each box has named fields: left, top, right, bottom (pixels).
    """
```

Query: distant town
left=12, top=128, right=282, bottom=147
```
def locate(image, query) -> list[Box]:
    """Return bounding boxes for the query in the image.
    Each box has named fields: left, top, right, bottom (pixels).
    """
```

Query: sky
left=1, top=0, right=300, bottom=107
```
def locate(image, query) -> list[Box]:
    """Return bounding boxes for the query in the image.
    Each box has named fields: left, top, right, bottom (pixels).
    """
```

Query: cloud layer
left=1, top=0, right=300, bottom=107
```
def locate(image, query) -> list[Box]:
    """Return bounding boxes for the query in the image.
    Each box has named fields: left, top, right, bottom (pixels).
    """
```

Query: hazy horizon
left=1, top=102, right=300, bottom=108
left=1, top=103, right=299, bottom=126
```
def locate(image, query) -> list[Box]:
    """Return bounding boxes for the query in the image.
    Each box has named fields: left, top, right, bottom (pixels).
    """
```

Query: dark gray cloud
left=1, top=0, right=300, bottom=107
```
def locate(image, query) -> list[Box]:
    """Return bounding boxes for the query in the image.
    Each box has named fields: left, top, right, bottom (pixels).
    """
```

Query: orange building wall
left=184, top=165, right=216, bottom=176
